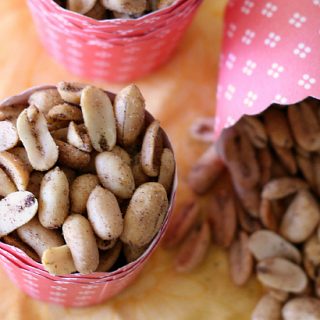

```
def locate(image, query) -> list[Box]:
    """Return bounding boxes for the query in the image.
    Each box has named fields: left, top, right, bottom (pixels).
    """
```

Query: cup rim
left=45, top=0, right=189, bottom=24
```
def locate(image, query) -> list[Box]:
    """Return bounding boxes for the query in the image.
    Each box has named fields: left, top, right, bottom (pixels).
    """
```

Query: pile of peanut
left=165, top=98, right=320, bottom=319
left=0, top=82, right=174, bottom=275
left=55, top=0, right=175, bottom=20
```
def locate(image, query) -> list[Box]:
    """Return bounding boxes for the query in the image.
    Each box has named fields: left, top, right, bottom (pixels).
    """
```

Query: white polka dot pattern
left=26, top=0, right=202, bottom=83
left=216, top=0, right=320, bottom=137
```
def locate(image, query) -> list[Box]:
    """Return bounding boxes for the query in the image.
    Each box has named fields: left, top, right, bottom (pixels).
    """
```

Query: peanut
left=17, top=105, right=58, bottom=171
left=87, top=186, right=123, bottom=240
left=114, top=84, right=145, bottom=146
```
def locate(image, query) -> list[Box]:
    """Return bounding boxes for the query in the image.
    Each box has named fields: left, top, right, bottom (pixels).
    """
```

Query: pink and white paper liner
left=27, top=0, right=202, bottom=82
left=215, top=0, right=320, bottom=137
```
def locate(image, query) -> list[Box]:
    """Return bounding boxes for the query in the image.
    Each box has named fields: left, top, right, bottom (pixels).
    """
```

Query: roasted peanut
left=17, top=105, right=58, bottom=171
left=158, top=148, right=175, bottom=194
left=87, top=186, right=123, bottom=240
left=131, top=152, right=150, bottom=187
left=17, top=217, right=64, bottom=258
left=229, top=231, right=253, bottom=286
left=207, top=189, right=237, bottom=248
left=259, top=199, right=282, bottom=232
left=257, top=147, right=272, bottom=185
left=101, top=0, right=147, bottom=14
left=78, top=151, right=97, bottom=174
left=111, top=145, right=131, bottom=166
left=273, top=145, right=297, bottom=175
left=42, top=245, right=76, bottom=275
left=174, top=220, right=211, bottom=273
left=280, top=190, right=320, bottom=243
left=240, top=116, right=268, bottom=148
left=236, top=202, right=262, bottom=234
left=0, top=104, right=27, bottom=125
left=28, top=89, right=63, bottom=115
left=234, top=185, right=260, bottom=218
left=257, top=257, right=307, bottom=293
left=295, top=143, right=310, bottom=158
left=55, top=139, right=90, bottom=170
left=0, top=121, right=19, bottom=152
left=263, top=108, right=293, bottom=148
left=70, top=174, right=99, bottom=214
left=282, top=297, right=320, bottom=320
left=47, top=118, right=70, bottom=132
left=95, top=151, right=135, bottom=199
left=0, top=168, right=17, bottom=197
left=38, top=167, right=69, bottom=229
left=9, top=147, right=33, bottom=173
left=147, top=0, right=158, bottom=11
left=60, top=166, right=77, bottom=184
left=51, top=127, right=68, bottom=142
left=48, top=103, right=83, bottom=122
left=163, top=201, right=200, bottom=249
left=121, top=182, right=168, bottom=247
left=288, top=101, right=320, bottom=151
left=303, top=235, right=320, bottom=280
left=97, top=241, right=122, bottom=272
left=267, top=289, right=289, bottom=303
left=67, top=0, right=97, bottom=14
left=141, top=120, right=163, bottom=177
left=26, top=171, right=44, bottom=199
left=81, top=86, right=116, bottom=152
left=67, top=121, right=92, bottom=153
left=57, top=82, right=85, bottom=105
left=123, top=243, right=148, bottom=263
left=62, top=214, right=99, bottom=274
left=248, top=230, right=301, bottom=264
left=217, top=128, right=260, bottom=190
left=262, top=177, right=308, bottom=200
left=0, top=151, right=29, bottom=191
left=114, top=84, right=145, bottom=146
left=86, top=1, right=106, bottom=19
left=157, top=0, right=175, bottom=9
left=297, top=153, right=315, bottom=188
left=0, top=192, right=38, bottom=237
left=251, top=294, right=282, bottom=320
left=3, top=233, right=40, bottom=262
left=188, top=145, right=225, bottom=194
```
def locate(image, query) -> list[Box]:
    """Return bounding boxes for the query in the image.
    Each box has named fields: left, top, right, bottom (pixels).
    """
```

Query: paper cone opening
left=215, top=0, right=320, bottom=138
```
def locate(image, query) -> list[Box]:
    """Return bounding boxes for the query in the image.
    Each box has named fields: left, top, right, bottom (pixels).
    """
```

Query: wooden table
left=0, top=1, right=262, bottom=319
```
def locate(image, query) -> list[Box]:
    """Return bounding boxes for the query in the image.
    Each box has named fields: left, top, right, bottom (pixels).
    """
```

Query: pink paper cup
left=215, top=0, right=320, bottom=137
left=0, top=85, right=177, bottom=306
left=27, top=0, right=202, bottom=83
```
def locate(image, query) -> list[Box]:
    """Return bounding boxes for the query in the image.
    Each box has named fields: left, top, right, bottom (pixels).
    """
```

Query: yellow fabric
left=0, top=1, right=263, bottom=319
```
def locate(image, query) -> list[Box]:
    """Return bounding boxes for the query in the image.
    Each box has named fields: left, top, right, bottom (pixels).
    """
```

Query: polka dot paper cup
left=26, top=0, right=202, bottom=83
left=215, top=0, right=320, bottom=137
left=0, top=86, right=177, bottom=307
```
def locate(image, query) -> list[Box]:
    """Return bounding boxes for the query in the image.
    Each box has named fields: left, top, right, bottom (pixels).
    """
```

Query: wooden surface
left=0, top=1, right=263, bottom=319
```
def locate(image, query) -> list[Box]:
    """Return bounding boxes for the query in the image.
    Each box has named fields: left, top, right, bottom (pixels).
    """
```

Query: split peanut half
left=17, top=106, right=58, bottom=171
left=81, top=86, right=116, bottom=152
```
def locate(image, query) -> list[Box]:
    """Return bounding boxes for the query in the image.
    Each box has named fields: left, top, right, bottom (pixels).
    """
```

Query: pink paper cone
left=0, top=253, right=146, bottom=307
left=215, top=0, right=320, bottom=137
left=0, top=85, right=177, bottom=306
left=27, top=0, right=202, bottom=83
